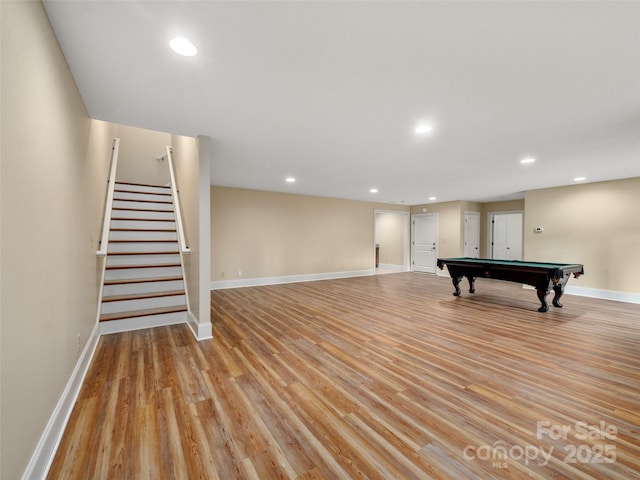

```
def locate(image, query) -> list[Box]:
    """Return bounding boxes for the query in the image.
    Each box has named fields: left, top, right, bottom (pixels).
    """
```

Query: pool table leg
left=466, top=276, right=476, bottom=294
left=552, top=284, right=564, bottom=308
left=452, top=276, right=462, bottom=296
left=536, top=289, right=549, bottom=312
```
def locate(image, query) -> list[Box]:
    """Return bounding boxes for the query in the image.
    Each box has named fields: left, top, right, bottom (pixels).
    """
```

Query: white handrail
left=166, top=146, right=190, bottom=254
left=96, top=138, right=120, bottom=256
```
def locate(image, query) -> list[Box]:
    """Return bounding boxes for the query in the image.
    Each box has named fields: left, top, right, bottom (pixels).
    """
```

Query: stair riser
left=105, top=266, right=183, bottom=281
left=114, top=191, right=172, bottom=203
left=110, top=230, right=177, bottom=241
left=101, top=295, right=186, bottom=314
left=100, top=311, right=187, bottom=335
left=115, top=183, right=171, bottom=195
left=111, top=209, right=175, bottom=221
left=103, top=279, right=185, bottom=297
left=106, top=254, right=180, bottom=266
left=112, top=200, right=174, bottom=211
left=108, top=242, right=180, bottom=253
left=111, top=219, right=176, bottom=230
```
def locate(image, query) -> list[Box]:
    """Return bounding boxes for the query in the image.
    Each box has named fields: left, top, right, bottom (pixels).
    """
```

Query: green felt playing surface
left=438, top=258, right=581, bottom=270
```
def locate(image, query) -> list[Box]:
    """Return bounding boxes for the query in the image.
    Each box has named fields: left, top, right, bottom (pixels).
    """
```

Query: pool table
left=436, top=258, right=584, bottom=312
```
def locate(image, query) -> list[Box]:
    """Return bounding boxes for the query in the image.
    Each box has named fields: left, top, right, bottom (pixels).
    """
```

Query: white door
left=491, top=213, right=523, bottom=260
left=412, top=213, right=438, bottom=273
left=463, top=212, right=480, bottom=258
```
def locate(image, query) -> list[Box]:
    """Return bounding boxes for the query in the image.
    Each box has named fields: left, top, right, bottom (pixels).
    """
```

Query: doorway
left=489, top=212, right=523, bottom=260
left=373, top=210, right=410, bottom=273
left=412, top=213, right=438, bottom=273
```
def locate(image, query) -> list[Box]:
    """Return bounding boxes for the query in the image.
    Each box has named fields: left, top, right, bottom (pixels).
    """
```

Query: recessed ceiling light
left=521, top=157, right=536, bottom=164
left=429, top=196, right=437, bottom=201
left=170, top=37, right=197, bottom=56
left=285, top=177, right=296, bottom=183
left=415, top=125, right=433, bottom=134
left=573, top=176, right=586, bottom=182
left=370, top=188, right=378, bottom=193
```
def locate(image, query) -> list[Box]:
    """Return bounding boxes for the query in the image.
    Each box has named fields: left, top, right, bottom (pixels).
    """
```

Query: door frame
left=373, top=209, right=411, bottom=272
left=487, top=210, right=524, bottom=259
left=411, top=212, right=439, bottom=273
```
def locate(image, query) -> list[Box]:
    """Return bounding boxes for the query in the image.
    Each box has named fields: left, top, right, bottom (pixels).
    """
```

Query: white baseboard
left=520, top=283, right=639, bottom=305
left=22, top=323, right=101, bottom=480
left=187, top=310, right=213, bottom=341
left=211, top=269, right=374, bottom=290
left=565, top=285, right=640, bottom=304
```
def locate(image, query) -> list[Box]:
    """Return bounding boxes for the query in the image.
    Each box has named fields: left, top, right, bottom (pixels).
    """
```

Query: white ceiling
left=44, top=1, right=640, bottom=205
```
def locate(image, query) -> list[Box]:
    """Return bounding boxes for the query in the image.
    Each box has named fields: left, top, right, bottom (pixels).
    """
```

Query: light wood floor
left=48, top=273, right=640, bottom=479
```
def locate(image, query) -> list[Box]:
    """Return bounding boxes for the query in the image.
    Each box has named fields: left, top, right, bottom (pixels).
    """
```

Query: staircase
left=99, top=181, right=188, bottom=334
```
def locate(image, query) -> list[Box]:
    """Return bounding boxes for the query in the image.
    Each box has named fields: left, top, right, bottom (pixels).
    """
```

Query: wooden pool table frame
left=436, top=258, right=584, bottom=312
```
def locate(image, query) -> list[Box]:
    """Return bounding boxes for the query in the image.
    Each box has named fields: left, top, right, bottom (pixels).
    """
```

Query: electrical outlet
left=237, top=270, right=242, bottom=277
left=76, top=333, right=81, bottom=353
left=221, top=271, right=225, bottom=279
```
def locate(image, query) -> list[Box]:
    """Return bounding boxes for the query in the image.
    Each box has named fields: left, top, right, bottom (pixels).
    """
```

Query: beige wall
left=1, top=2, right=111, bottom=477
left=170, top=135, right=200, bottom=319
left=525, top=178, right=640, bottom=293
left=211, top=187, right=409, bottom=281
left=374, top=212, right=405, bottom=267
left=115, top=124, right=171, bottom=186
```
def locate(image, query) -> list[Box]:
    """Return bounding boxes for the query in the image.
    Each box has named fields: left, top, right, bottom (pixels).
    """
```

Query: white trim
left=23, top=323, right=101, bottom=480
left=499, top=280, right=639, bottom=305
left=98, top=311, right=187, bottom=335
left=211, top=269, right=374, bottom=290
left=565, top=285, right=640, bottom=304
left=187, top=310, right=213, bottom=340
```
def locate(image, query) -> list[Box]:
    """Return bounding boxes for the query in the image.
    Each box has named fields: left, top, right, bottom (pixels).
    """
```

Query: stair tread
left=112, top=207, right=174, bottom=213
left=111, top=217, right=175, bottom=222
left=109, top=239, right=177, bottom=243
left=100, top=305, right=187, bottom=322
left=114, top=189, right=172, bottom=197
left=108, top=251, right=179, bottom=256
left=102, top=289, right=186, bottom=303
left=115, top=181, right=171, bottom=189
left=110, top=227, right=177, bottom=232
left=112, top=197, right=173, bottom=204
left=104, top=275, right=183, bottom=285
left=106, top=262, right=181, bottom=270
